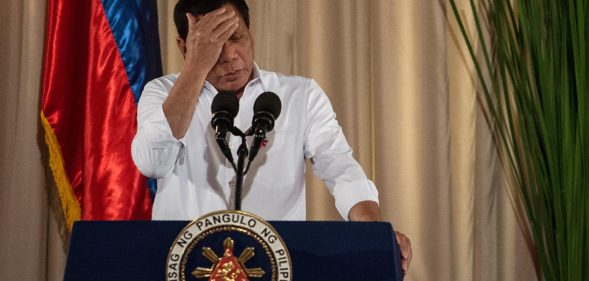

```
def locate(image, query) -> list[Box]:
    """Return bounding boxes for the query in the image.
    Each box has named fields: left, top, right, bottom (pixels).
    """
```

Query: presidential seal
left=166, top=211, right=292, bottom=281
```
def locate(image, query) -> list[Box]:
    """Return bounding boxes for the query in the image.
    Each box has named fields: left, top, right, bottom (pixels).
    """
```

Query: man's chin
left=214, top=80, right=247, bottom=93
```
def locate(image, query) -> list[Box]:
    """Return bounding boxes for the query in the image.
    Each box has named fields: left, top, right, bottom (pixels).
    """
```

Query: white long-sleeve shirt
left=131, top=66, right=379, bottom=221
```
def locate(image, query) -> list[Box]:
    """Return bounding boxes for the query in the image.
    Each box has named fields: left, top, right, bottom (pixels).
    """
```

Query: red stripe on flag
left=41, top=0, right=151, bottom=221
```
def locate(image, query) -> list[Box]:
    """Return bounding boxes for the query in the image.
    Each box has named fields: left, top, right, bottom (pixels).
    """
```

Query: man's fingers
left=212, top=18, right=239, bottom=41
left=395, top=231, right=411, bottom=257
left=210, top=7, right=226, bottom=16
left=186, top=12, right=196, bottom=25
left=186, top=7, right=230, bottom=30
left=217, top=24, right=239, bottom=44
left=395, top=231, right=412, bottom=274
left=404, top=247, right=412, bottom=272
left=194, top=7, right=226, bottom=25
left=185, top=9, right=237, bottom=43
left=207, top=10, right=237, bottom=31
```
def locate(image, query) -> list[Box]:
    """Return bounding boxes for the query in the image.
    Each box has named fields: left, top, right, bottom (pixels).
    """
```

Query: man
left=131, top=0, right=411, bottom=273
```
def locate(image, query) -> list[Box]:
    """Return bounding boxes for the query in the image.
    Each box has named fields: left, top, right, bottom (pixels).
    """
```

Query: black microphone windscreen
left=211, top=91, right=239, bottom=117
left=253, top=92, right=282, bottom=119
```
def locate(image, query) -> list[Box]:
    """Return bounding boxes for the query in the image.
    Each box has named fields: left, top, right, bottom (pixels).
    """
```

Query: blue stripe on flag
left=101, top=0, right=163, bottom=103
left=100, top=0, right=162, bottom=199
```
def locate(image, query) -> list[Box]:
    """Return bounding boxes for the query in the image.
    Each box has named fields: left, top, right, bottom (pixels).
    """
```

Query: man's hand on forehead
left=194, top=7, right=227, bottom=22
left=188, top=8, right=238, bottom=40
left=193, top=7, right=232, bottom=25
left=182, top=7, right=239, bottom=73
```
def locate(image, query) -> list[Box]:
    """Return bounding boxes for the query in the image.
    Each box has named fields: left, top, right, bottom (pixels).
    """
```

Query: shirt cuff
left=147, top=105, right=187, bottom=144
left=334, top=179, right=380, bottom=221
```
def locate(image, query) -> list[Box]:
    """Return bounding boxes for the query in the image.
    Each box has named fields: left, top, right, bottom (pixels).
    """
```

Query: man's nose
left=218, top=43, right=238, bottom=64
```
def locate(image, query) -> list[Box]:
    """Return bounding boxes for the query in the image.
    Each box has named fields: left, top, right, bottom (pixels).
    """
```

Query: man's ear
left=176, top=36, right=187, bottom=58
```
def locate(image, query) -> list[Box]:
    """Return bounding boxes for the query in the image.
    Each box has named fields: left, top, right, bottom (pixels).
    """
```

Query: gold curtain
left=0, top=0, right=67, bottom=280
left=0, top=0, right=536, bottom=280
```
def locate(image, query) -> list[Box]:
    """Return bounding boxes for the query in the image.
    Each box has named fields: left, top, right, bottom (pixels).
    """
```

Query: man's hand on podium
left=349, top=200, right=413, bottom=275
left=395, top=231, right=412, bottom=274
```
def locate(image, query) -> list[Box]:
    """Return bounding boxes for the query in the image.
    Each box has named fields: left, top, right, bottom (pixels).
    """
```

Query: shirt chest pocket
left=243, top=131, right=303, bottom=190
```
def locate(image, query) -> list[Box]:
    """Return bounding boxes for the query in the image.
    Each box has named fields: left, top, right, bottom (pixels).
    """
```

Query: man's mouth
left=219, top=69, right=242, bottom=81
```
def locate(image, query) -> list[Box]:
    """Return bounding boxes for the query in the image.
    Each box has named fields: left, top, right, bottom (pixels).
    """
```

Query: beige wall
left=0, top=0, right=536, bottom=280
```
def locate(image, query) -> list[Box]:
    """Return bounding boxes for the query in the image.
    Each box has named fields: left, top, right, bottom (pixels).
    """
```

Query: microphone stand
left=224, top=126, right=266, bottom=211
left=229, top=127, right=249, bottom=210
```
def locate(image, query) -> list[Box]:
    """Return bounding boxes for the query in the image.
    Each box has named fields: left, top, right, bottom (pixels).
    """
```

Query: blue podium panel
left=64, top=221, right=403, bottom=281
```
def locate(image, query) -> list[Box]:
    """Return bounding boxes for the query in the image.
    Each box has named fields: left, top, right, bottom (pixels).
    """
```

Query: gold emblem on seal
left=192, top=237, right=265, bottom=281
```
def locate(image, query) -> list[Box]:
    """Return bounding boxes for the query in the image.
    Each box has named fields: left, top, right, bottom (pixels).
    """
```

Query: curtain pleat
left=0, top=0, right=67, bottom=280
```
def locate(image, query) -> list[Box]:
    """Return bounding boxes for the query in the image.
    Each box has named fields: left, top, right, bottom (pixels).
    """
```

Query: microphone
left=211, top=91, right=239, bottom=163
left=248, top=92, right=281, bottom=162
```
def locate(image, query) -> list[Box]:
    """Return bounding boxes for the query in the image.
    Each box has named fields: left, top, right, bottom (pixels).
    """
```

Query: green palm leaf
left=449, top=0, right=589, bottom=280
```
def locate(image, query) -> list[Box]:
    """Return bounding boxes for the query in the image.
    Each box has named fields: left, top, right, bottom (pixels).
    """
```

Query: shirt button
left=229, top=180, right=236, bottom=188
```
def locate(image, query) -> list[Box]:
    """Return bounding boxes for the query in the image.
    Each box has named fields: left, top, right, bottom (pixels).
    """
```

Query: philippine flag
left=41, top=0, right=162, bottom=230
